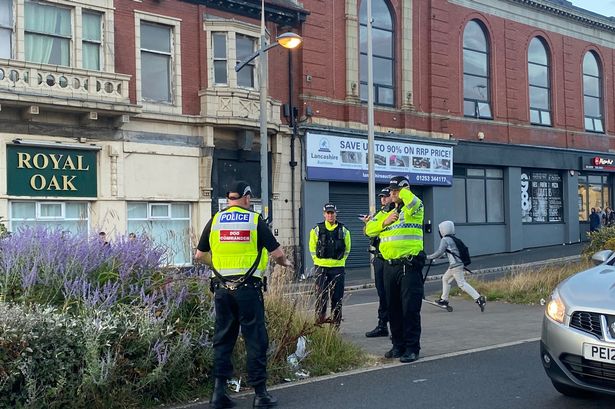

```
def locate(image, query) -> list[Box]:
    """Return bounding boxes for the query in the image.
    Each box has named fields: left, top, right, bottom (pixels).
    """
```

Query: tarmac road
left=214, top=341, right=615, bottom=409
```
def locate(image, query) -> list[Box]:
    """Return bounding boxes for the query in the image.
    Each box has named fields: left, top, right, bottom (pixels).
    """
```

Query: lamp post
left=235, top=31, right=302, bottom=222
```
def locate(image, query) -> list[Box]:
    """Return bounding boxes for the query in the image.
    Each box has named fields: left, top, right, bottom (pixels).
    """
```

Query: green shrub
left=0, top=304, right=85, bottom=409
left=582, top=226, right=615, bottom=260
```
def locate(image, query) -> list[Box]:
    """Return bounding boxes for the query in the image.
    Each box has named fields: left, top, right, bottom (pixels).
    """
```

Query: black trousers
left=384, top=258, right=424, bottom=354
left=212, top=282, right=268, bottom=387
left=315, top=266, right=345, bottom=324
left=372, top=256, right=388, bottom=326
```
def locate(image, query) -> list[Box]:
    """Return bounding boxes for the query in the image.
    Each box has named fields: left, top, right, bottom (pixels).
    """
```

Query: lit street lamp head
left=276, top=32, right=302, bottom=49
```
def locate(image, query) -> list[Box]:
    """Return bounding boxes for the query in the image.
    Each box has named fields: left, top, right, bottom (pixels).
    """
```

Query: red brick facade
left=297, top=0, right=615, bottom=152
left=113, top=0, right=295, bottom=117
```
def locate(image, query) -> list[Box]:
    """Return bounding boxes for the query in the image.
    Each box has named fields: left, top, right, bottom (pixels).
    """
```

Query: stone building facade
left=0, top=0, right=306, bottom=266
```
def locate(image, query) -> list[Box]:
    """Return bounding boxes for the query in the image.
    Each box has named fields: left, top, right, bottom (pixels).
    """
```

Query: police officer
left=195, top=181, right=291, bottom=409
left=365, top=176, right=425, bottom=363
left=309, top=203, right=351, bottom=326
left=364, top=187, right=393, bottom=338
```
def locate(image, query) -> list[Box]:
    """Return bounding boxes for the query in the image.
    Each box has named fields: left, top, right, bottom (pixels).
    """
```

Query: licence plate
left=583, top=343, right=615, bottom=364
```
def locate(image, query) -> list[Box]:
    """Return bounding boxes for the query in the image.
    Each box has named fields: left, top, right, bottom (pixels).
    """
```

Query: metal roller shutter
left=329, top=186, right=372, bottom=268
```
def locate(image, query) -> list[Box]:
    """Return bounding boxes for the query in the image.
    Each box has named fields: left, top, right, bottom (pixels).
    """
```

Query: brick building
left=2, top=0, right=615, bottom=278
left=298, top=0, right=615, bottom=274
left=0, top=0, right=306, bottom=265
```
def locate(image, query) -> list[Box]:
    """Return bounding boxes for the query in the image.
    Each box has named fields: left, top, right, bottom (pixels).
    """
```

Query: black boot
left=210, top=378, right=235, bottom=409
left=253, top=384, right=278, bottom=408
left=365, top=322, right=388, bottom=338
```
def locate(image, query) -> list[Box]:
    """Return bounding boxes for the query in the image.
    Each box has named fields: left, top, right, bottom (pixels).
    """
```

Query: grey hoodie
left=426, top=220, right=463, bottom=268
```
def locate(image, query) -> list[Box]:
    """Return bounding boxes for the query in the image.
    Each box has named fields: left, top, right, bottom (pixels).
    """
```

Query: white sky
left=568, top=0, right=615, bottom=17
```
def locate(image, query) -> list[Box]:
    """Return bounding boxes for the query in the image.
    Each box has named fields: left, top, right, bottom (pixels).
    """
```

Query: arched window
left=528, top=37, right=551, bottom=126
left=583, top=51, right=603, bottom=133
left=463, top=20, right=492, bottom=119
left=359, top=0, right=394, bottom=106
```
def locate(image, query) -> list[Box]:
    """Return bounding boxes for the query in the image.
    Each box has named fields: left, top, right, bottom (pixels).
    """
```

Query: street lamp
left=235, top=32, right=303, bottom=221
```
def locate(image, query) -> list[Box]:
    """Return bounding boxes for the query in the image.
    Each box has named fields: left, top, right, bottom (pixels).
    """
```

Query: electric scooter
left=422, top=259, right=453, bottom=312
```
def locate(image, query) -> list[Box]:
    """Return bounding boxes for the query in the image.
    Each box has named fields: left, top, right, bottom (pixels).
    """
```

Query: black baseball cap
left=226, top=181, right=252, bottom=199
left=378, top=187, right=391, bottom=197
left=323, top=203, right=337, bottom=213
left=388, top=175, right=410, bottom=190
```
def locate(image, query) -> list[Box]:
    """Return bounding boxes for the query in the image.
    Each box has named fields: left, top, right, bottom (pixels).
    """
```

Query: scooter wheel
left=446, top=306, right=453, bottom=312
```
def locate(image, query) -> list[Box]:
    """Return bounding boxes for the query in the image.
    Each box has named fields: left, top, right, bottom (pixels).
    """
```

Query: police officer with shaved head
left=195, top=181, right=291, bottom=409
left=365, top=176, right=425, bottom=363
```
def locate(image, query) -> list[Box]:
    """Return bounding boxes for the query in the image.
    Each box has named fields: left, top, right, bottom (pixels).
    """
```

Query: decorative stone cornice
left=508, top=0, right=615, bottom=32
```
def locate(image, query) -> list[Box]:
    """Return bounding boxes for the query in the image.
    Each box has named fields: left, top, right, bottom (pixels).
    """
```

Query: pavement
left=341, top=241, right=584, bottom=358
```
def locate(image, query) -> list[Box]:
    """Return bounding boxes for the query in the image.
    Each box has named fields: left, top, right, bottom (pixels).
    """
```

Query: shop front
left=301, top=128, right=454, bottom=276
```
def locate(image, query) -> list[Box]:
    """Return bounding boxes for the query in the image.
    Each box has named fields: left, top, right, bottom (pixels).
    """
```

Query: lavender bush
left=0, top=226, right=215, bottom=408
left=0, top=226, right=367, bottom=408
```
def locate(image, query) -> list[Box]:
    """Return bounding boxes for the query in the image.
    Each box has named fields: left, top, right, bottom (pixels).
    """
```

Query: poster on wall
left=305, top=132, right=453, bottom=186
left=521, top=170, right=563, bottom=223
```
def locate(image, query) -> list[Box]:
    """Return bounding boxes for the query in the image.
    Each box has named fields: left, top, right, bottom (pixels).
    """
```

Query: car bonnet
left=559, top=265, right=615, bottom=314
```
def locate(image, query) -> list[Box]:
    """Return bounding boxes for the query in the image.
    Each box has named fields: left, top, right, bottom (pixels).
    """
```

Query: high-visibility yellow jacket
left=210, top=206, right=268, bottom=278
left=365, top=188, right=423, bottom=260
left=309, top=220, right=351, bottom=267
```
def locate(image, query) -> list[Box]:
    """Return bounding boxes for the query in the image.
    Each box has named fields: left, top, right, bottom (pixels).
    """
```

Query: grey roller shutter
left=329, top=189, right=371, bottom=268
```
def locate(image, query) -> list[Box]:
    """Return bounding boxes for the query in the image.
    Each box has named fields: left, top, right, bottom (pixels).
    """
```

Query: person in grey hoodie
left=426, top=220, right=486, bottom=312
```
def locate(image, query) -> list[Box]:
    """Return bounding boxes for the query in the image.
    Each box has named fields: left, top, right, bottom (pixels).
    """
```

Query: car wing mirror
left=592, top=250, right=614, bottom=265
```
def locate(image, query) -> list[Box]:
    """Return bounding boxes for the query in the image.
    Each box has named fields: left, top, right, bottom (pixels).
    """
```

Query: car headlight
left=546, top=289, right=566, bottom=323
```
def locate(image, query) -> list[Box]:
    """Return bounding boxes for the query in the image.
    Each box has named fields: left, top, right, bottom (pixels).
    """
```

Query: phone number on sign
left=415, top=175, right=448, bottom=183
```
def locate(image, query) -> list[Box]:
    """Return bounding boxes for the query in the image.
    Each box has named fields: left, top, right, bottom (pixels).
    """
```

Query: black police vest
left=316, top=222, right=346, bottom=260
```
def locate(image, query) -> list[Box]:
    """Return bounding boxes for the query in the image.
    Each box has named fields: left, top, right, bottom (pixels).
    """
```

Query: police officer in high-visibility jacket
left=195, top=181, right=291, bottom=409
left=364, top=187, right=393, bottom=338
left=365, top=176, right=425, bottom=363
left=309, top=203, right=351, bottom=326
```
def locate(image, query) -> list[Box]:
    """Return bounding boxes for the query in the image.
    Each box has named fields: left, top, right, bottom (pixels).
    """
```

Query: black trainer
left=384, top=346, right=404, bottom=359
left=365, top=325, right=388, bottom=338
left=476, top=295, right=486, bottom=312
left=435, top=298, right=449, bottom=306
left=399, top=351, right=419, bottom=363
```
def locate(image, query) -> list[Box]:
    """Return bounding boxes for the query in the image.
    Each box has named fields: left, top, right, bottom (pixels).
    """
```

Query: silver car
left=541, top=250, right=615, bottom=397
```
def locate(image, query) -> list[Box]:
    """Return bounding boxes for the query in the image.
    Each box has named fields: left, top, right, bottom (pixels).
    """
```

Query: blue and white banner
left=306, top=132, right=453, bottom=186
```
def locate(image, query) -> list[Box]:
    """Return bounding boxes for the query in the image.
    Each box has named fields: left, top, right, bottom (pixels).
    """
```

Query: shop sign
left=584, top=156, right=615, bottom=171
left=305, top=132, right=453, bottom=186
left=7, top=145, right=97, bottom=197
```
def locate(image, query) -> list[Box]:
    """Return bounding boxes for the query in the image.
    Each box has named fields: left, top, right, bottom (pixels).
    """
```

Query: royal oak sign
left=7, top=145, right=97, bottom=197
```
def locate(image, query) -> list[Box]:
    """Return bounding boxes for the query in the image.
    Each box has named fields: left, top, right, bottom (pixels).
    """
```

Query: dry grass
left=230, top=267, right=367, bottom=386
left=450, top=261, right=591, bottom=304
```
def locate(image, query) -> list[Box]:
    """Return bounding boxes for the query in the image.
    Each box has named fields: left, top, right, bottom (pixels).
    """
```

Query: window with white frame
left=206, top=20, right=260, bottom=90
left=359, top=0, right=395, bottom=106
left=212, top=32, right=228, bottom=85
left=583, top=51, right=604, bottom=133
left=127, top=202, right=191, bottom=265
left=25, top=0, right=72, bottom=66
left=0, top=0, right=12, bottom=59
left=10, top=201, right=89, bottom=233
left=236, top=34, right=256, bottom=88
left=463, top=20, right=492, bottom=119
left=17, top=0, right=109, bottom=70
left=528, top=37, right=552, bottom=126
left=82, top=11, right=102, bottom=70
left=140, top=21, right=172, bottom=102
